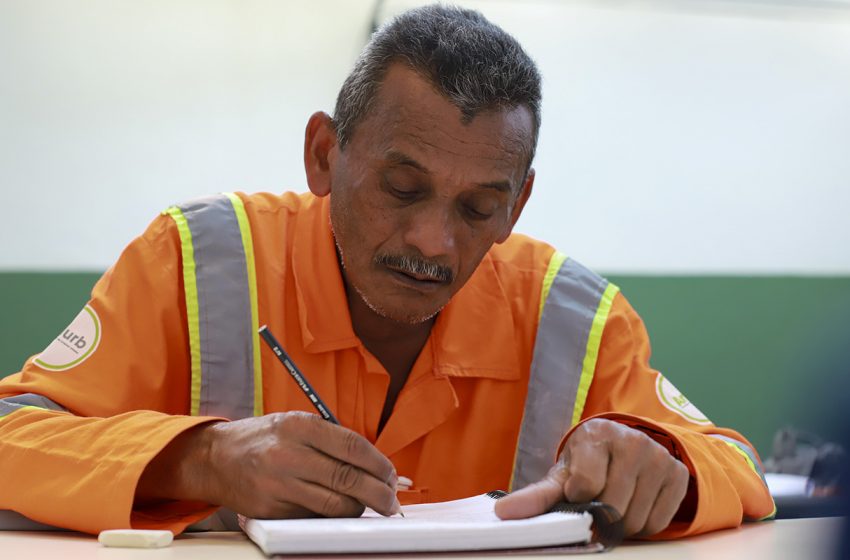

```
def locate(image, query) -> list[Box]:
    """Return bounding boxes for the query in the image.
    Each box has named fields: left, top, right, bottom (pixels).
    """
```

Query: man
left=0, top=5, right=773, bottom=538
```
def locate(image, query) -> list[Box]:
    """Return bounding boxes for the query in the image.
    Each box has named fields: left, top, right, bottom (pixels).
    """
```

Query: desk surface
left=0, top=517, right=844, bottom=559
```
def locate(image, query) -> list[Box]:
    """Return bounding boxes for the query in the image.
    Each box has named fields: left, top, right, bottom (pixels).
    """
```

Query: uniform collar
left=291, top=194, right=521, bottom=381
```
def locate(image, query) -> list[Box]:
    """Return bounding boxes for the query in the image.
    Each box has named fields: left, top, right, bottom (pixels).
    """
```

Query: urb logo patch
left=654, top=372, right=712, bottom=426
left=34, top=305, right=102, bottom=372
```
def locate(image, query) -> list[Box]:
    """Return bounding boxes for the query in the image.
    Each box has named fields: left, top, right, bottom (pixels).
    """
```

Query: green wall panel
left=607, top=275, right=850, bottom=456
left=1, top=272, right=100, bottom=377
left=2, top=272, right=848, bottom=457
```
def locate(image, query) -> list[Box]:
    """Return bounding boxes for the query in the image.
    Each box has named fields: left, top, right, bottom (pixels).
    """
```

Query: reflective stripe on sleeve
left=708, top=434, right=767, bottom=484
left=224, top=193, right=264, bottom=418
left=0, top=393, right=68, bottom=419
left=164, top=205, right=203, bottom=416
left=708, top=434, right=776, bottom=520
left=572, top=282, right=619, bottom=427
left=509, top=254, right=617, bottom=491
left=164, top=193, right=261, bottom=420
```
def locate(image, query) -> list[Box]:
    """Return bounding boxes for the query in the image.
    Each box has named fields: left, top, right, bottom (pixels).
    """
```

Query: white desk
left=0, top=517, right=844, bottom=559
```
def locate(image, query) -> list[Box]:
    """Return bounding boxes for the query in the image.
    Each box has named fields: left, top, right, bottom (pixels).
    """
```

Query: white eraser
left=98, top=529, right=173, bottom=548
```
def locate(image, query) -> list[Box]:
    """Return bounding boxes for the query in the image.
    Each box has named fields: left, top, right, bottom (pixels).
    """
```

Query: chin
left=356, top=286, right=445, bottom=325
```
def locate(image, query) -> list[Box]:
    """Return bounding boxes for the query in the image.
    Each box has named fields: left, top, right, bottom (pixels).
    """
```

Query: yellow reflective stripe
left=538, top=251, right=567, bottom=320
left=722, top=439, right=760, bottom=474
left=224, top=192, right=264, bottom=417
left=164, top=206, right=202, bottom=416
left=717, top=439, right=777, bottom=520
left=571, top=282, right=620, bottom=427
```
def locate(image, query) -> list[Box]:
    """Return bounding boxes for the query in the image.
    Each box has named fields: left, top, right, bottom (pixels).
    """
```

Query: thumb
left=494, top=456, right=570, bottom=520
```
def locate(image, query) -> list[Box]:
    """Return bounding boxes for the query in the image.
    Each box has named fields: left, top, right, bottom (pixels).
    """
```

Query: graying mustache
left=376, top=254, right=454, bottom=283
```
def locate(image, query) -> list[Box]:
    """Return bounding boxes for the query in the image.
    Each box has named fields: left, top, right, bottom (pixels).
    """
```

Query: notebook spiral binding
left=486, top=490, right=625, bottom=550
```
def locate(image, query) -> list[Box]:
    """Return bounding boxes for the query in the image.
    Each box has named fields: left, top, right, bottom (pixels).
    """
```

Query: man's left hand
left=494, top=418, right=690, bottom=537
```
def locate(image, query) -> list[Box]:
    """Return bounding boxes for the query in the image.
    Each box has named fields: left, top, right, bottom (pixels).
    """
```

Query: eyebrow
left=385, top=150, right=429, bottom=173
left=384, top=150, right=513, bottom=193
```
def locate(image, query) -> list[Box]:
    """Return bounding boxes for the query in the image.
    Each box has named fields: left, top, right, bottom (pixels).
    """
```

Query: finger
left=293, top=413, right=397, bottom=487
left=619, top=473, right=664, bottom=537
left=495, top=462, right=569, bottom=520
left=595, top=450, right=638, bottom=521
left=291, top=445, right=401, bottom=516
left=562, top=439, right=610, bottom=503
left=272, top=477, right=366, bottom=519
left=642, top=462, right=690, bottom=536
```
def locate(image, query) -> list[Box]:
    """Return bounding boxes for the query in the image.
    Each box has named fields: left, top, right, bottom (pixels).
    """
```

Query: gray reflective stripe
left=0, top=393, right=67, bottom=418
left=709, top=434, right=767, bottom=483
left=0, top=509, right=62, bottom=531
left=511, top=257, right=610, bottom=491
left=180, top=194, right=256, bottom=420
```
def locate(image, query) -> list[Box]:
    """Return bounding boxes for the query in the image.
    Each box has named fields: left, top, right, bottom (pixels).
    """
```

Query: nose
left=402, top=206, right=456, bottom=259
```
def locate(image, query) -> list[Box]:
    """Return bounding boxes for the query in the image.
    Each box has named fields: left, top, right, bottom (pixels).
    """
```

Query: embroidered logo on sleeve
left=34, top=305, right=102, bottom=371
left=654, top=372, right=712, bottom=425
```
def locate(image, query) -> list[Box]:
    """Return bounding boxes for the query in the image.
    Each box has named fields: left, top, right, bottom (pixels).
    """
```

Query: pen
left=258, top=324, right=339, bottom=424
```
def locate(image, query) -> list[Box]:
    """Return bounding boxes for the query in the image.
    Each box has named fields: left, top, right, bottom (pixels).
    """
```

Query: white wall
left=2, top=0, right=848, bottom=273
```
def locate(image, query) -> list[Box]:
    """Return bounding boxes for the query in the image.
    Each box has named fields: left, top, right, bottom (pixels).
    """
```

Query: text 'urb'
left=62, top=330, right=88, bottom=349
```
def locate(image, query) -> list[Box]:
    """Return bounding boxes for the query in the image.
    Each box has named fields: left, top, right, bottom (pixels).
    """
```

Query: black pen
left=258, top=324, right=340, bottom=424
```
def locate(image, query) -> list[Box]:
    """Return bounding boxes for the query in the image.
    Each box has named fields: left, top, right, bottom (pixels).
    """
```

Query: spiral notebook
left=240, top=491, right=623, bottom=556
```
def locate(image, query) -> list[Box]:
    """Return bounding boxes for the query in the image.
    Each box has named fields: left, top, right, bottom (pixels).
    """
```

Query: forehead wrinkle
left=393, top=120, right=529, bottom=171
left=381, top=98, right=527, bottom=158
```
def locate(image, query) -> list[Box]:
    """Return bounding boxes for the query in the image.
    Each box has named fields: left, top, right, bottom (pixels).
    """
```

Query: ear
left=496, top=169, right=535, bottom=244
left=304, top=111, right=337, bottom=197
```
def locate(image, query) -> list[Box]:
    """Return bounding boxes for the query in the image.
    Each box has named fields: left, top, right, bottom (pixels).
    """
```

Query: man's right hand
left=136, top=411, right=401, bottom=519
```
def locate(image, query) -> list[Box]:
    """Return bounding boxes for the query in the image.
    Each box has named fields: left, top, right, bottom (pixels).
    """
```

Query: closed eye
left=463, top=204, right=494, bottom=220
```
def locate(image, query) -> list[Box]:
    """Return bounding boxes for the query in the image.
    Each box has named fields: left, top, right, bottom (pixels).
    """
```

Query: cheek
left=331, top=190, right=398, bottom=261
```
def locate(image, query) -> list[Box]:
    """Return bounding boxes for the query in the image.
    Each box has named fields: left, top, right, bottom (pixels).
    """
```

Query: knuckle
left=642, top=518, right=666, bottom=536
left=670, top=460, right=690, bottom=485
left=578, top=418, right=608, bottom=438
left=331, top=462, right=362, bottom=492
left=320, top=492, right=363, bottom=518
left=644, top=506, right=675, bottom=536
left=273, top=411, right=309, bottom=433
left=268, top=411, right=288, bottom=431
left=564, top=470, right=603, bottom=501
left=647, top=446, right=672, bottom=470
left=622, top=435, right=645, bottom=457
left=341, top=430, right=364, bottom=460
left=320, top=492, right=345, bottom=517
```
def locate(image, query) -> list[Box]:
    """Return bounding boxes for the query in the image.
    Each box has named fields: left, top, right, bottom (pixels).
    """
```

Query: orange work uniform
left=0, top=191, right=774, bottom=536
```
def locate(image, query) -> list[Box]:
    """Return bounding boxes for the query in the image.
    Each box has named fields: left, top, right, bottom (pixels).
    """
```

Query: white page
left=242, top=494, right=592, bottom=555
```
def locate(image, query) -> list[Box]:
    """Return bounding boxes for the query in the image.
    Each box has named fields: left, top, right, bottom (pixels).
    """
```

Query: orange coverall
left=0, top=192, right=774, bottom=536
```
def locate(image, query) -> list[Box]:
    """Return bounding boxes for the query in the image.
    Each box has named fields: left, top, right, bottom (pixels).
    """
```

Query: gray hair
left=333, top=4, right=542, bottom=169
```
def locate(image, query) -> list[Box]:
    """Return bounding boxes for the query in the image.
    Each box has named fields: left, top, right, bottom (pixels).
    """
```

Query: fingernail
left=392, top=497, right=403, bottom=517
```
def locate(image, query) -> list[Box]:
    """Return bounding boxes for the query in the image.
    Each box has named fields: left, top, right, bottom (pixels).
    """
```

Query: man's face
left=326, top=64, right=534, bottom=325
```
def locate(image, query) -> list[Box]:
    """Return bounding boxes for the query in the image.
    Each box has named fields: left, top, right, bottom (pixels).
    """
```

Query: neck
left=341, top=272, right=436, bottom=434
